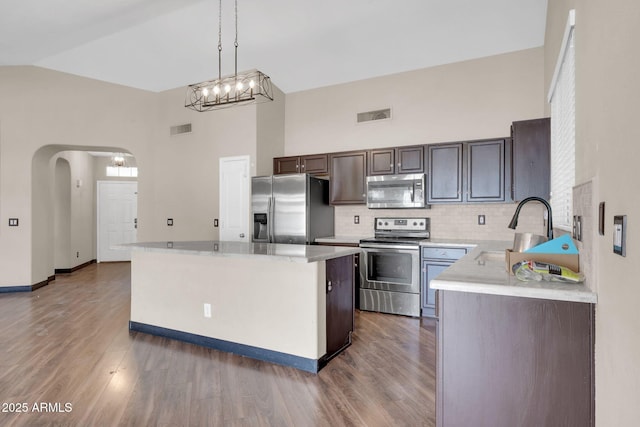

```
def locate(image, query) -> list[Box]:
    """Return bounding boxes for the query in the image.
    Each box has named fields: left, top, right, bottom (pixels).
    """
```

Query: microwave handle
left=410, top=183, right=415, bottom=202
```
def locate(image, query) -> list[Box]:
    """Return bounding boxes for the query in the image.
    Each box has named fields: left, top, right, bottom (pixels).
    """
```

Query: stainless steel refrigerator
left=251, top=174, right=334, bottom=244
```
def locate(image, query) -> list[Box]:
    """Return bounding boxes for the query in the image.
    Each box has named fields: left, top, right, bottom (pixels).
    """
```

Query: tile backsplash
left=334, top=202, right=547, bottom=241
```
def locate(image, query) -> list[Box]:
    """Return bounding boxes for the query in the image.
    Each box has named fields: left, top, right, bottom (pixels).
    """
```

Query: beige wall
left=0, top=66, right=156, bottom=286
left=142, top=86, right=259, bottom=242
left=546, top=1, right=640, bottom=425
left=285, top=48, right=545, bottom=155
left=285, top=48, right=548, bottom=241
left=0, top=66, right=272, bottom=287
left=52, top=151, right=96, bottom=268
left=256, top=85, right=286, bottom=176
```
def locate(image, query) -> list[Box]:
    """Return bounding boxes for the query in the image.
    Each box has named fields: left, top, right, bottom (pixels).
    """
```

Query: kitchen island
left=431, top=242, right=597, bottom=427
left=125, top=241, right=359, bottom=373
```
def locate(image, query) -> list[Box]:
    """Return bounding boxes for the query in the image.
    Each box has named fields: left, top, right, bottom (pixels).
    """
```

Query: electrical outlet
left=354, top=215, right=360, bottom=224
left=478, top=215, right=486, bottom=225
left=204, top=303, right=212, bottom=318
left=573, top=215, right=583, bottom=241
left=167, top=218, right=173, bottom=226
left=8, top=218, right=18, bottom=226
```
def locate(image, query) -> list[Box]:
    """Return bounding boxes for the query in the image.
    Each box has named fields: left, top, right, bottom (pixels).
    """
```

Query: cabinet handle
left=397, top=162, right=401, bottom=167
left=239, top=233, right=245, bottom=238
left=302, top=164, right=305, bottom=169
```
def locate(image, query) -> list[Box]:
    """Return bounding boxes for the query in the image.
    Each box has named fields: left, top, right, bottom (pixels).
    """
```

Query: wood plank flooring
left=0, top=262, right=436, bottom=426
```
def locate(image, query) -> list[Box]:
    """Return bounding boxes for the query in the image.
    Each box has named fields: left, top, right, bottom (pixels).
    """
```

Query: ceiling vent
left=170, top=123, right=192, bottom=136
left=357, top=108, right=391, bottom=124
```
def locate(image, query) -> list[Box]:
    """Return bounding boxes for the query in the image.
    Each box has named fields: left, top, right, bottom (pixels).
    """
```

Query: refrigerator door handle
left=268, top=196, right=274, bottom=243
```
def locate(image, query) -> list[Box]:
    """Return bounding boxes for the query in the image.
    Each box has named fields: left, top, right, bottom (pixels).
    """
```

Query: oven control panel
left=375, top=217, right=429, bottom=232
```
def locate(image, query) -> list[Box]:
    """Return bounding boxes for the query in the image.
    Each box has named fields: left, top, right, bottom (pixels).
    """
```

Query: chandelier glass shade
left=185, top=0, right=273, bottom=112
left=185, top=69, right=273, bottom=111
left=111, top=153, right=126, bottom=167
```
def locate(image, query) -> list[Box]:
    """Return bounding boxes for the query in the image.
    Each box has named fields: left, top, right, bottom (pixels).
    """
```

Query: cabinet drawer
left=421, top=247, right=467, bottom=260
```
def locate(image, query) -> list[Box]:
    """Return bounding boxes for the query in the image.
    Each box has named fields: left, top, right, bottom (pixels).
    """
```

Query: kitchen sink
left=474, top=250, right=505, bottom=264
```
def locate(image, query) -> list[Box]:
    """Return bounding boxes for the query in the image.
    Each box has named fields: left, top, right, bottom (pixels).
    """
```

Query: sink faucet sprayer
left=508, top=197, right=554, bottom=240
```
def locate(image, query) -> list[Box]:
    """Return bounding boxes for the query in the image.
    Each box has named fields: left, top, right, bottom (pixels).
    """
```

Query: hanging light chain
left=185, top=0, right=274, bottom=111
left=234, top=0, right=238, bottom=78
left=217, top=0, right=222, bottom=81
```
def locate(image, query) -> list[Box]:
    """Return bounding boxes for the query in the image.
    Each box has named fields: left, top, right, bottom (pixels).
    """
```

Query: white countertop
left=431, top=240, right=597, bottom=304
left=122, top=241, right=360, bottom=263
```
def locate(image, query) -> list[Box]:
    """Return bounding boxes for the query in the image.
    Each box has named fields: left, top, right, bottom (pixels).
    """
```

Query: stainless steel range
left=359, top=217, right=430, bottom=317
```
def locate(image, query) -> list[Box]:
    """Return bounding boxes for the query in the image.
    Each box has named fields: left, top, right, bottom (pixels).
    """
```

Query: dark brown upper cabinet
left=467, top=139, right=505, bottom=202
left=273, top=156, right=300, bottom=174
left=368, top=145, right=424, bottom=175
left=329, top=151, right=367, bottom=205
left=428, top=139, right=509, bottom=204
left=511, top=118, right=550, bottom=201
left=428, top=143, right=463, bottom=203
left=274, top=154, right=329, bottom=176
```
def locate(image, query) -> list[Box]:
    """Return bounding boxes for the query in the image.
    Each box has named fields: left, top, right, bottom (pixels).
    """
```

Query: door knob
left=239, top=233, right=245, bottom=238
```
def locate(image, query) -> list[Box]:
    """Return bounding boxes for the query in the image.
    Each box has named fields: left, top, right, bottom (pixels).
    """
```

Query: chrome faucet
left=508, top=197, right=554, bottom=240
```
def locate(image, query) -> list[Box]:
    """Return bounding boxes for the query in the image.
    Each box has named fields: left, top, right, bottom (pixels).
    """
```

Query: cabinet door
left=511, top=118, right=550, bottom=201
left=369, top=149, right=395, bottom=175
left=428, top=143, right=463, bottom=203
left=301, top=154, right=329, bottom=175
left=437, top=291, right=594, bottom=427
left=273, top=156, right=300, bottom=174
left=421, top=261, right=450, bottom=317
left=326, top=255, right=354, bottom=357
left=467, top=139, right=505, bottom=202
left=329, top=151, right=367, bottom=205
left=397, top=145, right=425, bottom=174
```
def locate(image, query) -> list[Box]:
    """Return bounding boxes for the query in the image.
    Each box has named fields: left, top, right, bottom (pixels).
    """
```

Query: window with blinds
left=548, top=10, right=576, bottom=230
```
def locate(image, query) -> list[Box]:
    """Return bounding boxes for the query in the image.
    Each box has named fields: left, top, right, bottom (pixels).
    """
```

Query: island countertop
left=123, top=240, right=360, bottom=263
left=430, top=240, right=597, bottom=304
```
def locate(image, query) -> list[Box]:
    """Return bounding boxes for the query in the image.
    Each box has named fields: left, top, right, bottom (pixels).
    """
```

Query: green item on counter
left=512, top=260, right=585, bottom=283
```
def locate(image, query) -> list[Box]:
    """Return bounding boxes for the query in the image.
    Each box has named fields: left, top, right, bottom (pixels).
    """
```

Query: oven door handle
left=360, top=244, right=419, bottom=251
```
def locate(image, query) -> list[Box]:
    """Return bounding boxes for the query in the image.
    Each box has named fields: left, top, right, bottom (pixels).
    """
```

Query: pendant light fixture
left=185, top=0, right=273, bottom=112
left=111, top=153, right=126, bottom=167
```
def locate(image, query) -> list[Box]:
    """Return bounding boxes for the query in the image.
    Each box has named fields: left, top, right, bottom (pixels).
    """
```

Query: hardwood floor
left=0, top=263, right=436, bottom=426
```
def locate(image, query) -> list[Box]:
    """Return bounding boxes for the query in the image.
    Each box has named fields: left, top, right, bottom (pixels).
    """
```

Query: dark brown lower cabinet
left=324, top=255, right=355, bottom=362
left=437, top=291, right=594, bottom=427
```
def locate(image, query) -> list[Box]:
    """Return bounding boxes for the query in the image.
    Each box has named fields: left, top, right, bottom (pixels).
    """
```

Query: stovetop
left=360, top=217, right=431, bottom=245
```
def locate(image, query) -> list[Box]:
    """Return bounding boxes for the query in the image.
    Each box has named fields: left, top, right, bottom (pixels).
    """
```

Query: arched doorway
left=31, top=145, right=138, bottom=286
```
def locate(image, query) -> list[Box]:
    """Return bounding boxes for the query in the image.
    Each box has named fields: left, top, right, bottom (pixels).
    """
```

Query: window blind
left=549, top=14, right=576, bottom=230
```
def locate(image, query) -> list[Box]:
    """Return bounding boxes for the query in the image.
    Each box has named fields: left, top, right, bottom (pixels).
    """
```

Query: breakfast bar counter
left=124, top=241, right=359, bottom=373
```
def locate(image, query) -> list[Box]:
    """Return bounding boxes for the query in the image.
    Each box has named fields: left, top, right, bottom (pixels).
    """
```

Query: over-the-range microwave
left=366, top=173, right=428, bottom=209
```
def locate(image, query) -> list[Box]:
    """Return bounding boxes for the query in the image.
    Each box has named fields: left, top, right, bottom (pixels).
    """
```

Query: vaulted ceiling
left=0, top=0, right=547, bottom=93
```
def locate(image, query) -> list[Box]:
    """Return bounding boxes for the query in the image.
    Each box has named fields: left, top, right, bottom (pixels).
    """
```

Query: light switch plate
left=613, top=215, right=626, bottom=256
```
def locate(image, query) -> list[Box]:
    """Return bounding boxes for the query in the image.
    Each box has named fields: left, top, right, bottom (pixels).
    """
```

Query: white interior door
left=219, top=155, right=250, bottom=242
left=97, top=181, right=138, bottom=262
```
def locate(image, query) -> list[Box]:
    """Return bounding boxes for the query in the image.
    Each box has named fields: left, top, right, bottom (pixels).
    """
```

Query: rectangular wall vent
left=170, top=123, right=192, bottom=136
left=357, top=108, right=391, bottom=123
